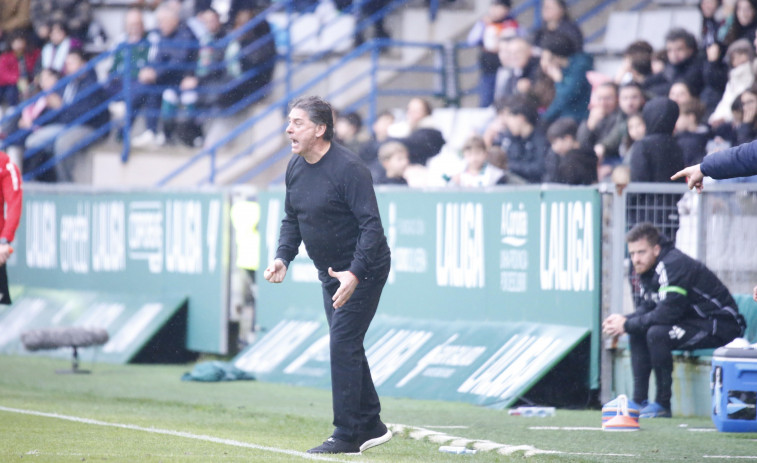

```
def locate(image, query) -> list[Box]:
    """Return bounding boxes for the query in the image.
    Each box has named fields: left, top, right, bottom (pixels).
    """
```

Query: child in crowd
left=38, top=21, right=77, bottom=75
left=675, top=99, right=710, bottom=166
left=544, top=117, right=597, bottom=185
left=619, top=112, right=646, bottom=164
left=374, top=140, right=409, bottom=185
left=467, top=0, right=519, bottom=107
left=0, top=32, right=39, bottom=110
left=669, top=80, right=695, bottom=107
left=450, top=135, right=503, bottom=186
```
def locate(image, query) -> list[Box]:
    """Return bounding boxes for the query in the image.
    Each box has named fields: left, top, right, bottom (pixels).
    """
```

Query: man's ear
left=653, top=244, right=661, bottom=258
left=315, top=123, right=327, bottom=139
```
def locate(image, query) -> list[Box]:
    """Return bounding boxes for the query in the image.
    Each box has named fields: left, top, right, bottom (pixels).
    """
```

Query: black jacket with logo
left=625, top=238, right=744, bottom=338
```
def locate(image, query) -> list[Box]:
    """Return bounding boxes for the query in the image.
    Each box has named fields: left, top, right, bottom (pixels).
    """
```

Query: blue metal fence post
left=122, top=43, right=133, bottom=163
left=284, top=0, right=294, bottom=116
left=368, top=40, right=380, bottom=130
left=534, top=0, right=543, bottom=29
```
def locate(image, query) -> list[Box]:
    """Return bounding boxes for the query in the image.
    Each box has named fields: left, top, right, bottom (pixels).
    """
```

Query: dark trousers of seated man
left=319, top=264, right=389, bottom=443
left=630, top=317, right=740, bottom=411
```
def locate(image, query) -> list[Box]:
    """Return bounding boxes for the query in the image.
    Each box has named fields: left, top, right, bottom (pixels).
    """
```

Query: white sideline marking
left=0, top=406, right=352, bottom=462
left=422, top=425, right=469, bottom=429
left=529, top=426, right=603, bottom=431
left=704, top=457, right=757, bottom=460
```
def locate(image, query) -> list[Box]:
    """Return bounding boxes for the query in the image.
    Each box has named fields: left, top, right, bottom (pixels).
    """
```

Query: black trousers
left=629, top=317, right=738, bottom=410
left=320, top=267, right=388, bottom=442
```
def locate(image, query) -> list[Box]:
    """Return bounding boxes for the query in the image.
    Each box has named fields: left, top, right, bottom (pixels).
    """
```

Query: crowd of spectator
left=0, top=0, right=278, bottom=182
left=4, top=0, right=757, bottom=188
left=344, top=0, right=757, bottom=190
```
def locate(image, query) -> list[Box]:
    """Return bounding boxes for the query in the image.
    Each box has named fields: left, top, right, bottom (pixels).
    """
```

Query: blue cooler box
left=711, top=347, right=757, bottom=432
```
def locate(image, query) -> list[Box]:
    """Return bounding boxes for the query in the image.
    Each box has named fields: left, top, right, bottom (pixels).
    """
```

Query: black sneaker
left=358, top=421, right=392, bottom=452
left=306, top=436, right=361, bottom=454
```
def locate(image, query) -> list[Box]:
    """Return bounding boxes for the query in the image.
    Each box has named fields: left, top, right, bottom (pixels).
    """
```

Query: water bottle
left=508, top=406, right=556, bottom=417
left=439, top=446, right=477, bottom=454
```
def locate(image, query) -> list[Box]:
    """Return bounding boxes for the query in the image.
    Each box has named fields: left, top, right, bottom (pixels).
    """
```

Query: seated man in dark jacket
left=603, top=223, right=745, bottom=418
left=24, top=49, right=110, bottom=183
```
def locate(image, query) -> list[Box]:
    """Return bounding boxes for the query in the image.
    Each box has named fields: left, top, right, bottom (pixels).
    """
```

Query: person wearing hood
left=539, top=30, right=593, bottom=125
left=603, top=222, right=745, bottom=418
left=629, top=96, right=686, bottom=182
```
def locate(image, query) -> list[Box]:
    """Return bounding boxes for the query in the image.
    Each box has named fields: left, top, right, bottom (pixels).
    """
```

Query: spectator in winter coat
left=699, top=0, right=724, bottom=50
left=646, top=28, right=706, bottom=98
left=577, top=82, right=623, bottom=173
left=218, top=7, right=276, bottom=109
left=630, top=96, right=686, bottom=182
left=37, top=21, right=76, bottom=75
left=721, top=0, right=757, bottom=47
left=708, top=38, right=755, bottom=126
left=30, top=0, right=91, bottom=42
left=0, top=31, right=38, bottom=108
left=493, top=36, right=540, bottom=103
left=675, top=99, right=710, bottom=167
left=24, top=49, right=109, bottom=183
left=131, top=1, right=199, bottom=148
left=449, top=135, right=504, bottom=187
left=539, top=30, right=593, bottom=124
left=467, top=0, right=519, bottom=107
left=531, top=0, right=583, bottom=53
left=545, top=117, right=597, bottom=185
left=0, top=0, right=32, bottom=41
left=387, top=97, right=445, bottom=166
left=498, top=94, right=548, bottom=183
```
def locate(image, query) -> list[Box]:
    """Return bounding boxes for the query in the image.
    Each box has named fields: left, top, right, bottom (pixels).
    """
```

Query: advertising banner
left=244, top=187, right=601, bottom=405
left=2, top=187, right=230, bottom=354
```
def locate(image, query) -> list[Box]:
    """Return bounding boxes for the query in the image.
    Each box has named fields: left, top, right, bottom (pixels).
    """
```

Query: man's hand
left=263, top=259, right=287, bottom=283
left=671, top=164, right=704, bottom=192
left=328, top=267, right=358, bottom=309
left=753, top=284, right=757, bottom=302
left=602, top=313, right=627, bottom=336
left=0, top=244, right=12, bottom=266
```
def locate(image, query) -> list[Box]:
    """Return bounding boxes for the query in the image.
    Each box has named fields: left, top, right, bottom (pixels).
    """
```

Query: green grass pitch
left=1, top=354, right=756, bottom=462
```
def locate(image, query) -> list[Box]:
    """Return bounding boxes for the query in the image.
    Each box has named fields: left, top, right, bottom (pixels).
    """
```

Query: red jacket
left=0, top=49, right=39, bottom=87
left=0, top=151, right=22, bottom=243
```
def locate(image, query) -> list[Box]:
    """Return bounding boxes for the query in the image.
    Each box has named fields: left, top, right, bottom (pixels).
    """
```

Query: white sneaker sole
left=359, top=430, right=392, bottom=452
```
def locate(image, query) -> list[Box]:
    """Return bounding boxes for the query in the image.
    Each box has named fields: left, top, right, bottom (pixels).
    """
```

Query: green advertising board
left=240, top=186, right=601, bottom=407
left=0, top=186, right=230, bottom=356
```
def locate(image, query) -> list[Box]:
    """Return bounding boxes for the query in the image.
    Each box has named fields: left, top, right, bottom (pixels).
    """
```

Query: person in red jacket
left=0, top=31, right=39, bottom=108
left=0, top=150, right=22, bottom=304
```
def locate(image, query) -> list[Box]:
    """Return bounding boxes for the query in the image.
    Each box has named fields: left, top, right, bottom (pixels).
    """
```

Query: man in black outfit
left=603, top=223, right=745, bottom=418
left=263, top=96, right=393, bottom=454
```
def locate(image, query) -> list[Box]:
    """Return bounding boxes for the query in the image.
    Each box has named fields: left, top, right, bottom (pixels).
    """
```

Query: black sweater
left=276, top=142, right=391, bottom=282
